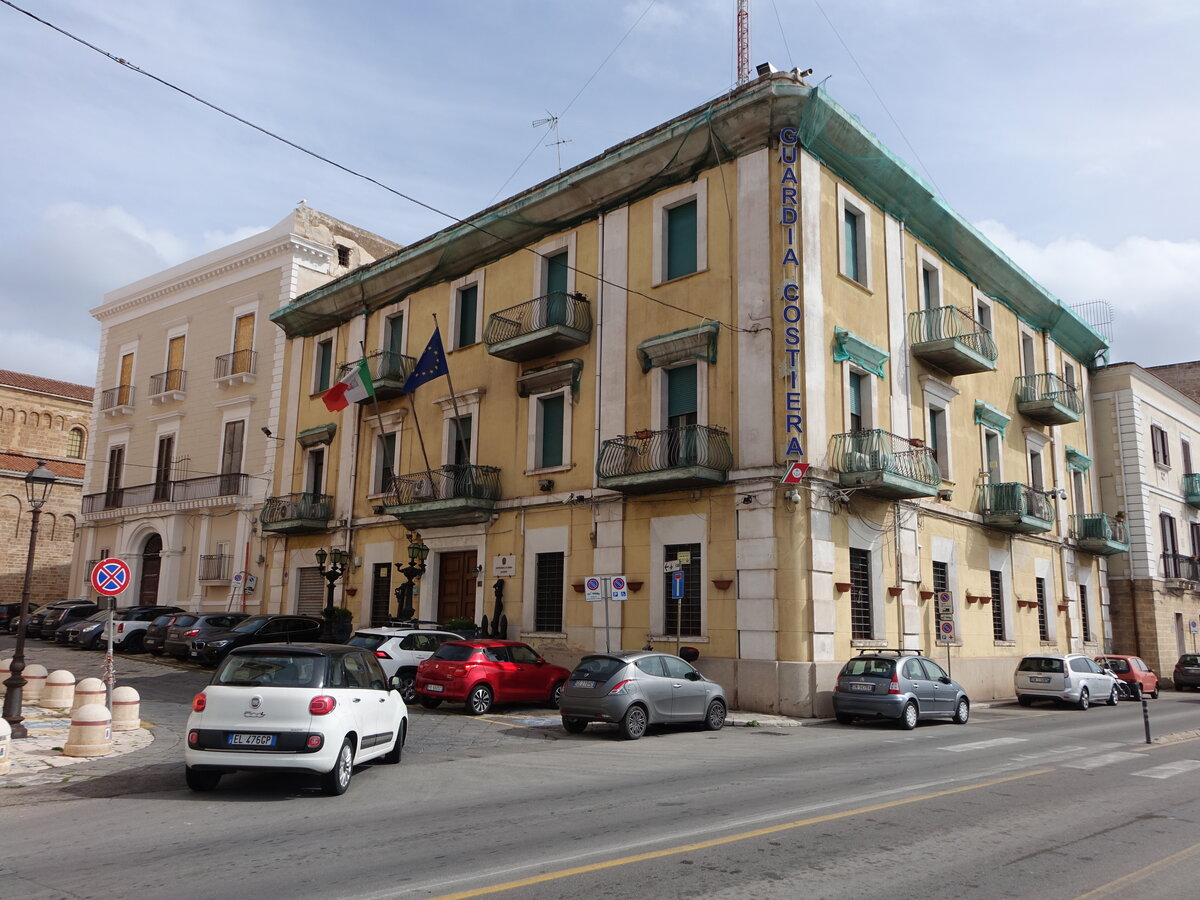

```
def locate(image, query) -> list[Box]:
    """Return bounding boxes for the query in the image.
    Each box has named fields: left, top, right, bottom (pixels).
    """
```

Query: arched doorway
left=138, top=534, right=162, bottom=605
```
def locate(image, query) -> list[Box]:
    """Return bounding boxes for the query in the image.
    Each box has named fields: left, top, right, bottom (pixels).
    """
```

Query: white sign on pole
left=664, top=560, right=682, bottom=574
left=584, top=576, right=603, bottom=603
left=937, top=619, right=956, bottom=643
left=935, top=590, right=953, bottom=617
left=610, top=576, right=628, bottom=602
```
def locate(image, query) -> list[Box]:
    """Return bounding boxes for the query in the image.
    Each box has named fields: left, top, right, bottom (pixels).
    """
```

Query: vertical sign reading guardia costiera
left=778, top=126, right=803, bottom=459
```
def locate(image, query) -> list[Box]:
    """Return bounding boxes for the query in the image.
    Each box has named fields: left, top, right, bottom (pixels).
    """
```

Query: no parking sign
left=91, top=558, right=130, bottom=596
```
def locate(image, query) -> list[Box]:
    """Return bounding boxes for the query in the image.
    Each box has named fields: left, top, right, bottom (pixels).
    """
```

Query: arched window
left=67, top=427, right=85, bottom=459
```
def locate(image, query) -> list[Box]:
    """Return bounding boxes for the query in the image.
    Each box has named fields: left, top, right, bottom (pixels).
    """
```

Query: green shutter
left=667, top=365, right=698, bottom=420
left=386, top=315, right=404, bottom=354
left=458, top=285, right=477, bottom=347
left=666, top=200, right=698, bottom=280
left=844, top=209, right=860, bottom=282
left=539, top=395, right=564, bottom=468
left=545, top=251, right=569, bottom=295
left=316, top=340, right=332, bottom=392
left=848, top=372, right=862, bottom=416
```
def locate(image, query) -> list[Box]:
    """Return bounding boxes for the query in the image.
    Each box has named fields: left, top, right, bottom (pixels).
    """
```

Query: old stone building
left=0, top=370, right=93, bottom=605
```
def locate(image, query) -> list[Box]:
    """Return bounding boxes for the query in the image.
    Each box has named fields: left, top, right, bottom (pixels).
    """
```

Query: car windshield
left=231, top=616, right=270, bottom=634
left=570, top=656, right=626, bottom=681
left=1101, top=658, right=1130, bottom=673
left=1018, top=657, right=1064, bottom=673
left=432, top=644, right=477, bottom=662
left=841, top=658, right=895, bottom=678
left=214, top=653, right=325, bottom=687
left=347, top=634, right=386, bottom=651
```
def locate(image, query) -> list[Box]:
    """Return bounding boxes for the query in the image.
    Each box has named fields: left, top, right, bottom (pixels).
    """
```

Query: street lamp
left=393, top=533, right=429, bottom=622
left=2, top=460, right=57, bottom=738
left=315, top=546, right=349, bottom=641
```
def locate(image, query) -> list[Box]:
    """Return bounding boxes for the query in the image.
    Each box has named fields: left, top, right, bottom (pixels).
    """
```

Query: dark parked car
left=101, top=605, right=186, bottom=652
left=189, top=615, right=324, bottom=667
left=39, top=601, right=100, bottom=639
left=65, top=611, right=109, bottom=649
left=27, top=600, right=92, bottom=639
left=144, top=612, right=189, bottom=656
left=0, top=601, right=22, bottom=633
left=164, top=613, right=251, bottom=660
left=1174, top=654, right=1200, bottom=690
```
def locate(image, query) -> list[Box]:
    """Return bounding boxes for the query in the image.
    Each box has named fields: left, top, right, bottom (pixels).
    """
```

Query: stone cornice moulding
left=433, top=387, right=487, bottom=412
left=213, top=395, right=257, bottom=411
left=918, top=374, right=961, bottom=405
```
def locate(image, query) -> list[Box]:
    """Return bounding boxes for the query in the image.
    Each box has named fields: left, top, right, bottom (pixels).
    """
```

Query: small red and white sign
left=780, top=462, right=810, bottom=484
left=91, top=558, right=131, bottom=596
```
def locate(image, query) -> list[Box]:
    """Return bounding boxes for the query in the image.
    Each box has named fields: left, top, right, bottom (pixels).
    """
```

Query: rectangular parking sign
left=671, top=570, right=685, bottom=600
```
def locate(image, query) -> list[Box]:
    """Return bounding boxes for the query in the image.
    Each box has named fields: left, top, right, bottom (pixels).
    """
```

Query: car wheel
left=1077, top=687, right=1090, bottom=711
left=397, top=673, right=417, bottom=705
left=321, top=739, right=354, bottom=796
left=1178, top=684, right=1186, bottom=692
left=418, top=696, right=442, bottom=709
left=1017, top=695, right=1033, bottom=707
left=149, top=646, right=163, bottom=657
left=835, top=712, right=854, bottom=725
left=619, top=704, right=648, bottom=740
left=562, top=717, right=588, bottom=734
left=703, top=699, right=727, bottom=731
left=952, top=698, right=970, bottom=724
left=381, top=722, right=405, bottom=765
left=1150, top=685, right=1160, bottom=700
left=185, top=767, right=221, bottom=792
left=127, top=632, right=145, bottom=653
left=1107, top=685, right=1120, bottom=707
left=898, top=701, right=918, bottom=730
left=548, top=680, right=565, bottom=709
left=466, top=684, right=493, bottom=716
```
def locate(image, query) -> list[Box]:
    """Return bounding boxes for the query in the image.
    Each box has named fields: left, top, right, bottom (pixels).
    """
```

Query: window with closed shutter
left=665, top=199, right=698, bottom=280
left=296, top=567, right=325, bottom=617
left=539, top=394, right=564, bottom=468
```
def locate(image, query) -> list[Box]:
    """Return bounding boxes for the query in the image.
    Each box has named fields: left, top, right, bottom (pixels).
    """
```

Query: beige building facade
left=74, top=208, right=397, bottom=614
left=262, top=72, right=1114, bottom=715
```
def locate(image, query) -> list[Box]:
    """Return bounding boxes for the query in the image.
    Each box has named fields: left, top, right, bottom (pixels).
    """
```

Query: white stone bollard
left=62, top=703, right=113, bottom=757
left=72, top=677, right=105, bottom=712
left=38, top=670, right=75, bottom=711
left=111, top=685, right=141, bottom=732
left=21, top=663, right=48, bottom=703
left=0, top=717, right=10, bottom=776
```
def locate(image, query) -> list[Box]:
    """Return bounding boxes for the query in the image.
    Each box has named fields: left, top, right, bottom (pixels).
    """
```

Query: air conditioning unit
left=412, top=478, right=435, bottom=501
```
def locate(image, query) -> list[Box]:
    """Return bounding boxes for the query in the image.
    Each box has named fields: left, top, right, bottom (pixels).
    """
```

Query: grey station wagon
left=833, top=649, right=970, bottom=730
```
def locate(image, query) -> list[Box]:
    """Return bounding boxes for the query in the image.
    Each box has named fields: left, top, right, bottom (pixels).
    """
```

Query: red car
left=414, top=640, right=571, bottom=715
left=1095, top=655, right=1160, bottom=699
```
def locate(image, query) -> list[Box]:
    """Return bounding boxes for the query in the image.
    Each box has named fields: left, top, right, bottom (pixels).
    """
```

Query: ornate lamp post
left=314, top=546, right=349, bottom=641
left=393, top=532, right=429, bottom=621
left=2, top=460, right=57, bottom=738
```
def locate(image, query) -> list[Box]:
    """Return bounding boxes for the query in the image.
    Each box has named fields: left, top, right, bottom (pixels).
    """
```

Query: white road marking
left=1131, top=759, right=1200, bottom=779
left=1062, top=751, right=1142, bottom=769
left=942, top=737, right=1028, bottom=752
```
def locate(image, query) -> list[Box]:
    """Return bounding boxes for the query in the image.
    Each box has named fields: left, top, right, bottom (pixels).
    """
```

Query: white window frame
left=931, top=536, right=960, bottom=645
left=435, top=388, right=485, bottom=466
left=980, top=426, right=1003, bottom=483
left=842, top=365, right=875, bottom=432
left=652, top=179, right=709, bottom=286
left=920, top=375, right=959, bottom=481
left=532, top=234, right=577, bottom=297
left=526, top=387, right=573, bottom=474
left=1024, top=427, right=1052, bottom=492
left=448, top=269, right=485, bottom=351
left=989, top=548, right=1014, bottom=645
left=651, top=360, right=709, bottom=431
left=1019, top=328, right=1039, bottom=376
left=520, top=526, right=569, bottom=638
left=371, top=430, right=398, bottom=497
left=366, top=409, right=406, bottom=498
left=649, top=514, right=708, bottom=639
left=229, top=299, right=258, bottom=354
left=836, top=184, right=873, bottom=290
left=1034, top=557, right=1056, bottom=642
left=1151, top=422, right=1171, bottom=469
left=304, top=447, right=326, bottom=495
left=848, top=517, right=884, bottom=643
left=312, top=331, right=336, bottom=395
left=1071, top=468, right=1087, bottom=518
left=916, top=247, right=943, bottom=310
left=972, top=288, right=993, bottom=333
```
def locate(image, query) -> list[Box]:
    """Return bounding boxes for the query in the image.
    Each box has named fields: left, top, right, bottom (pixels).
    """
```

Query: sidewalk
left=1, top=704, right=154, bottom=788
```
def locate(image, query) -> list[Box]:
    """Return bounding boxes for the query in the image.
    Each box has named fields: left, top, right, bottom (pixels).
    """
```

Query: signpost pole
left=105, top=597, right=116, bottom=710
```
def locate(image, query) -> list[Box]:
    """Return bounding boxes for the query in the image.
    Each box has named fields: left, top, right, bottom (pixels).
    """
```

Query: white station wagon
left=185, top=643, right=408, bottom=795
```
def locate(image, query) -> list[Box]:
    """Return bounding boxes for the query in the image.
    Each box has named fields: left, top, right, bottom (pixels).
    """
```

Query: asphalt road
left=2, top=638, right=1198, bottom=900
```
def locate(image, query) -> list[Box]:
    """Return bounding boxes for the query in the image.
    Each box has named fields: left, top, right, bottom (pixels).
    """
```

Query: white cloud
left=0, top=330, right=98, bottom=387
left=977, top=219, right=1200, bottom=365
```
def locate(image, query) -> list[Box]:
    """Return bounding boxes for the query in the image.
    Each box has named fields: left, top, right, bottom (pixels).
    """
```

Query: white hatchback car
left=185, top=643, right=408, bottom=795
left=346, top=628, right=463, bottom=703
left=1015, top=652, right=1119, bottom=710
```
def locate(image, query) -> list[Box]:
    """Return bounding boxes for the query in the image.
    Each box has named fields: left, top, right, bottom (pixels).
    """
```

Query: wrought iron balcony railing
left=260, top=493, right=334, bottom=531
left=339, top=350, right=417, bottom=398
left=198, top=554, right=233, bottom=582
left=1015, top=373, right=1083, bottom=422
left=173, top=473, right=249, bottom=501
left=1184, top=472, right=1200, bottom=507
left=830, top=429, right=940, bottom=494
left=99, top=385, right=135, bottom=410
left=908, top=306, right=997, bottom=371
left=386, top=464, right=502, bottom=505
left=83, top=472, right=248, bottom=512
left=484, top=292, right=592, bottom=361
left=215, top=349, right=257, bottom=379
left=598, top=424, right=733, bottom=480
left=1162, top=552, right=1200, bottom=581
left=1068, top=513, right=1130, bottom=555
left=149, top=369, right=186, bottom=395
left=978, top=482, right=1056, bottom=532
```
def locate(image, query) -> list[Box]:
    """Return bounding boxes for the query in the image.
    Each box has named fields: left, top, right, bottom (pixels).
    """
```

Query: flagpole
left=408, top=391, right=433, bottom=477
left=359, top=342, right=397, bottom=488
left=431, top=314, right=472, bottom=488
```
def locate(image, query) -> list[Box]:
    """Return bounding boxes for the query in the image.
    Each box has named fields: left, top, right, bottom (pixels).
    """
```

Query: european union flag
left=402, top=328, right=449, bottom=393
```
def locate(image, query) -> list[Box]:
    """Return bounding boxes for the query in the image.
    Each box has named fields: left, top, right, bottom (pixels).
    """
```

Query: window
left=456, top=284, right=478, bottom=348
left=918, top=252, right=942, bottom=310
left=1080, top=584, right=1092, bottom=643
left=1071, top=470, right=1086, bottom=518
left=974, top=291, right=993, bottom=333
left=1063, top=360, right=1076, bottom=389
left=932, top=560, right=949, bottom=594
left=306, top=448, right=325, bottom=497
left=848, top=371, right=865, bottom=432
left=1028, top=448, right=1044, bottom=491
left=165, top=334, right=186, bottom=391
left=662, top=543, right=702, bottom=636
left=533, top=551, right=564, bottom=632
left=535, top=393, right=565, bottom=469
left=105, top=445, right=124, bottom=506
left=1151, top=424, right=1171, bottom=467
left=336, top=244, right=351, bottom=267
left=920, top=375, right=958, bottom=481
left=220, top=420, right=244, bottom=476
left=983, top=429, right=1001, bottom=482
left=837, top=185, right=871, bottom=288
left=664, top=199, right=698, bottom=280
left=450, top=415, right=472, bottom=466
left=1020, top=332, right=1037, bottom=376
left=154, top=435, right=174, bottom=502
left=232, top=313, right=255, bottom=375
left=66, top=427, right=84, bottom=459
left=844, top=209, right=862, bottom=283
left=849, top=547, right=872, bottom=639
left=928, top=407, right=948, bottom=478
left=990, top=569, right=1006, bottom=641
left=1035, top=577, right=1049, bottom=641
left=1183, top=439, right=1193, bottom=475
left=1191, top=521, right=1200, bottom=558
left=373, top=432, right=397, bottom=494
left=117, top=352, right=135, bottom=406
left=1162, top=512, right=1180, bottom=577
left=384, top=313, right=404, bottom=356
left=315, top=338, right=334, bottom=393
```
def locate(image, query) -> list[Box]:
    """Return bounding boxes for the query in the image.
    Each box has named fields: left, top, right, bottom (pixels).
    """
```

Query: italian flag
left=322, top=358, right=375, bottom=412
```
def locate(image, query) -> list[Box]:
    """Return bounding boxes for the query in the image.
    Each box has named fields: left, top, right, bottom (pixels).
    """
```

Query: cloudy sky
left=2, top=0, right=1197, bottom=386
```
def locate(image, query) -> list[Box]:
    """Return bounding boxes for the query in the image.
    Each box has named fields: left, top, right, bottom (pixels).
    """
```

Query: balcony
left=82, top=473, right=249, bottom=513
left=260, top=493, right=334, bottom=534
left=978, top=482, right=1055, bottom=534
left=484, top=292, right=592, bottom=362
left=382, top=465, right=501, bottom=528
left=215, top=349, right=257, bottom=386
left=173, top=473, right=249, bottom=502
left=1184, top=473, right=1200, bottom=508
left=99, top=385, right=135, bottom=415
left=829, top=429, right=940, bottom=499
left=340, top=351, right=416, bottom=401
left=1161, top=552, right=1200, bottom=584
left=1015, top=373, right=1082, bottom=425
left=83, top=482, right=162, bottom=513
left=1069, top=513, right=1130, bottom=556
left=148, top=369, right=186, bottom=402
left=198, top=554, right=233, bottom=582
left=908, top=307, right=997, bottom=375
left=597, top=425, right=732, bottom=494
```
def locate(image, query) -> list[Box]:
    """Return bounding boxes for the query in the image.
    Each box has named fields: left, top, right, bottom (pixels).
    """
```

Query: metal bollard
left=111, top=686, right=141, bottom=732
left=21, top=663, right=48, bottom=703
left=38, top=670, right=76, bottom=711
left=62, top=703, right=113, bottom=758
left=72, top=677, right=105, bottom=712
left=0, top=717, right=10, bottom=776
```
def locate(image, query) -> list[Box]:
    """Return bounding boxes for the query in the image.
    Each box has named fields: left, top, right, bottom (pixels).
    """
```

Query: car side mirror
left=939, top=676, right=952, bottom=685
left=535, top=658, right=545, bottom=665
left=685, top=671, right=702, bottom=681
left=389, top=675, right=402, bottom=691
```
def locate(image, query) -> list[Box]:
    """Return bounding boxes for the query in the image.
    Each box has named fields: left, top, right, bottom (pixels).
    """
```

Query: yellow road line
left=1072, top=840, right=1200, bottom=899
left=431, top=768, right=1053, bottom=899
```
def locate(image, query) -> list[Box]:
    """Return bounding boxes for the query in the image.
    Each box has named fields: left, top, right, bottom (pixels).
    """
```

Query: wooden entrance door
left=139, top=534, right=162, bottom=605
left=437, top=551, right=477, bottom=623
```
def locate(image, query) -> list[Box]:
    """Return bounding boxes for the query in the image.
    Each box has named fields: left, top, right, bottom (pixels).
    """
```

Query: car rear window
left=1180, top=655, right=1200, bottom=667
left=173, top=615, right=199, bottom=628
left=432, top=644, right=477, bottom=662
left=215, top=653, right=325, bottom=687
left=1018, top=657, right=1064, bottom=673
left=840, top=658, right=895, bottom=678
left=347, top=634, right=386, bottom=651
left=570, top=656, right=626, bottom=682
left=151, top=615, right=175, bottom=627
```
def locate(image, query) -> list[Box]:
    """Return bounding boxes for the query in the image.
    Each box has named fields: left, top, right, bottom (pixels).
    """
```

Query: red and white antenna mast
left=736, top=0, right=750, bottom=85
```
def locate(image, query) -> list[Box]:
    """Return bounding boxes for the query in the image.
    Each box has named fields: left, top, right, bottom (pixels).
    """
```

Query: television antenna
left=532, top=112, right=572, bottom=174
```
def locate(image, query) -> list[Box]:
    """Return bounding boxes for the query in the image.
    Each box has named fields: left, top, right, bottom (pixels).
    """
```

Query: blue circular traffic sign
left=612, top=577, right=626, bottom=591
left=91, top=558, right=131, bottom=596
left=585, top=577, right=601, bottom=592
left=939, top=620, right=954, bottom=635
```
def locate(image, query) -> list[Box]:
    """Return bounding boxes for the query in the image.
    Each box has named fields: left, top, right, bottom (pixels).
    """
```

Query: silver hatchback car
left=558, top=651, right=727, bottom=740
left=1015, top=653, right=1119, bottom=709
left=832, top=649, right=970, bottom=729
